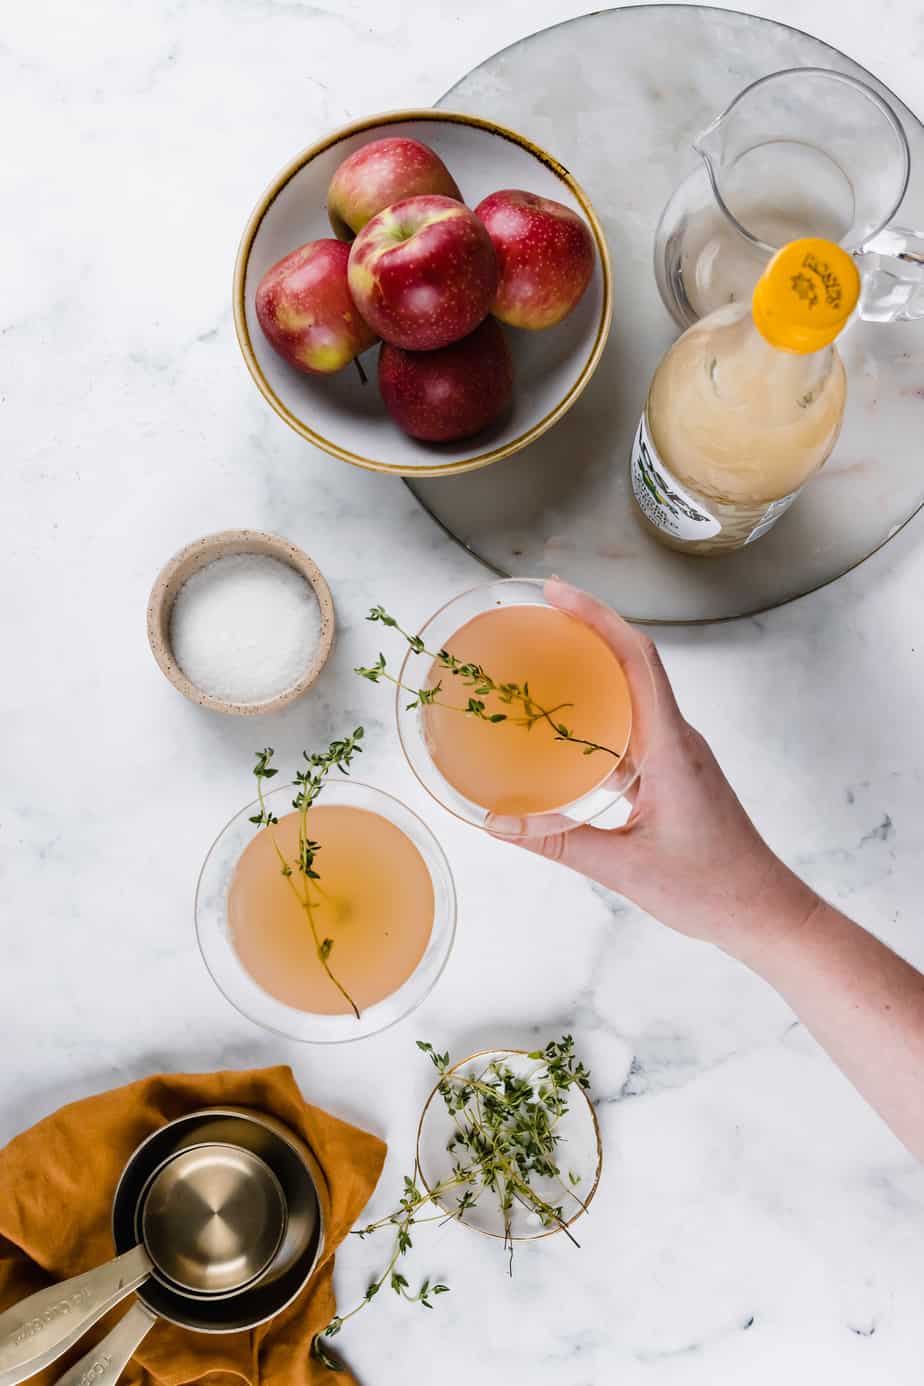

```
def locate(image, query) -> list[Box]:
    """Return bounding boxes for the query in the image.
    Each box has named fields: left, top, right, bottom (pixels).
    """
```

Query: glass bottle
left=631, top=238, right=861, bottom=554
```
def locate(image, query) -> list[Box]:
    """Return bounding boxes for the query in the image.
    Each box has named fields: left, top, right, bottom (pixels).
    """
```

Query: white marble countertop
left=3, top=1, right=924, bottom=1382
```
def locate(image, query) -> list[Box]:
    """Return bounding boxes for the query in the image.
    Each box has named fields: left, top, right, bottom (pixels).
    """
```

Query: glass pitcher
left=654, top=68, right=924, bottom=329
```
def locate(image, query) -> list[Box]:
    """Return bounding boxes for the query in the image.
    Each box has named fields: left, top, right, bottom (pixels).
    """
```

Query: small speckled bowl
left=147, top=530, right=335, bottom=715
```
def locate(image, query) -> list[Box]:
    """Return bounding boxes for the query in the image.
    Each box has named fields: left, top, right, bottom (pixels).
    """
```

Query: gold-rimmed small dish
left=233, top=109, right=613, bottom=478
left=414, top=1047, right=602, bottom=1241
left=147, top=529, right=334, bottom=716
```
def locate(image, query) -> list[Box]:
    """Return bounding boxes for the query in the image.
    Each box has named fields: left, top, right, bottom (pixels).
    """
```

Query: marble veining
left=2, top=2, right=924, bottom=1384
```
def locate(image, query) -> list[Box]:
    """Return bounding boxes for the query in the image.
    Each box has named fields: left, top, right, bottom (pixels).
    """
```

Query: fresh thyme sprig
left=355, top=606, right=621, bottom=760
left=249, top=728, right=364, bottom=1019
left=313, top=1036, right=592, bottom=1369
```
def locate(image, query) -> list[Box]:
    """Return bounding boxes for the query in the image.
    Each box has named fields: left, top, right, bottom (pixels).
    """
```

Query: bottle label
left=743, top=491, right=800, bottom=544
left=630, top=417, right=721, bottom=541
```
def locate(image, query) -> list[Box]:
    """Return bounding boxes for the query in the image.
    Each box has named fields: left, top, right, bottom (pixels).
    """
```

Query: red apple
left=327, top=137, right=461, bottom=240
left=348, top=195, right=498, bottom=351
left=378, top=316, right=513, bottom=442
left=255, top=239, right=378, bottom=374
left=474, top=189, right=595, bottom=329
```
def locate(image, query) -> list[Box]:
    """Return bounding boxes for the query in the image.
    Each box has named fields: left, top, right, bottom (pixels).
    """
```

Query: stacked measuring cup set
left=0, top=1110, right=325, bottom=1386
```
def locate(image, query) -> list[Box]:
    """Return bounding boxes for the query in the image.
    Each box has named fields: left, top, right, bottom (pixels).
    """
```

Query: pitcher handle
left=857, top=225, right=924, bottom=322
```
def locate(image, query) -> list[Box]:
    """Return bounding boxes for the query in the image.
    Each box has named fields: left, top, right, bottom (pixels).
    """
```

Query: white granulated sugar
left=170, top=554, right=321, bottom=703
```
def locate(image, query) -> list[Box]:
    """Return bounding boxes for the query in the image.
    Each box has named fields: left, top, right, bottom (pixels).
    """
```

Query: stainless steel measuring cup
left=0, top=1141, right=286, bottom=1385
left=655, top=67, right=924, bottom=327
left=137, top=1142, right=286, bottom=1296
left=0, top=1109, right=325, bottom=1386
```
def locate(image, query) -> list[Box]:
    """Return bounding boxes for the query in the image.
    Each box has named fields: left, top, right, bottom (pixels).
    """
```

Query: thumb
left=487, top=813, right=630, bottom=889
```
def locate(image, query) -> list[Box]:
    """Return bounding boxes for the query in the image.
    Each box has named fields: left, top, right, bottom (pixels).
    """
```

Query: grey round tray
left=406, top=5, right=924, bottom=623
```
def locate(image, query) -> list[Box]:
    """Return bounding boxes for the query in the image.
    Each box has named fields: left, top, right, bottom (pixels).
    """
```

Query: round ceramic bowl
left=395, top=577, right=654, bottom=838
left=195, top=778, right=457, bottom=1043
left=147, top=529, right=334, bottom=716
left=233, top=109, right=613, bottom=477
left=415, top=1048, right=602, bottom=1241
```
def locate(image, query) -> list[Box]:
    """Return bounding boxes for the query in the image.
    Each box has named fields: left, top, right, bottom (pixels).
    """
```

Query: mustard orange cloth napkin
left=0, top=1067, right=386, bottom=1386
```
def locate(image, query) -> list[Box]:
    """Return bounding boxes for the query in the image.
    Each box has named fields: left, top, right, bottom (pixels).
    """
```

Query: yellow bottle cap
left=751, top=238, right=860, bottom=353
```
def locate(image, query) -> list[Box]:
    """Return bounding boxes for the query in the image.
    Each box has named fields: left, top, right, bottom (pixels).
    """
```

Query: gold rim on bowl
left=232, top=109, right=614, bottom=478
left=414, top=1047, right=603, bottom=1242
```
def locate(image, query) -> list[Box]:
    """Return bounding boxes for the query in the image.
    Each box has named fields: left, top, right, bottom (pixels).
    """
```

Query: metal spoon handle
left=0, top=1245, right=151, bottom=1386
left=52, top=1303, right=156, bottom=1386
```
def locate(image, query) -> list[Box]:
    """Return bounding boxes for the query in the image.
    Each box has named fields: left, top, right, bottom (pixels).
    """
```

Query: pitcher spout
left=692, top=116, right=723, bottom=160
left=692, top=113, right=725, bottom=175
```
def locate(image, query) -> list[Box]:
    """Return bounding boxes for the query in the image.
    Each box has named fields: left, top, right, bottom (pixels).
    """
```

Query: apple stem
left=353, top=355, right=368, bottom=386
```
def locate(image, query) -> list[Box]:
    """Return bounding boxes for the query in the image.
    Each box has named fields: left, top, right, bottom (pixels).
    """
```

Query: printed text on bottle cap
left=753, top=238, right=860, bottom=351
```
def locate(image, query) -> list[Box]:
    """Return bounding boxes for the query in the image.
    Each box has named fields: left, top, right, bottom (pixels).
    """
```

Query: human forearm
left=501, top=580, right=924, bottom=1165
left=734, top=895, right=924, bottom=1162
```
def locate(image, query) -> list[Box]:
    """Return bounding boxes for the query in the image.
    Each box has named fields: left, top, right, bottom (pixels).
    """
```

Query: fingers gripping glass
left=393, top=579, right=657, bottom=839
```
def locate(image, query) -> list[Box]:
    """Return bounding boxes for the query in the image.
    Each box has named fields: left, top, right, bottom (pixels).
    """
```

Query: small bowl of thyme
left=314, top=1035, right=599, bottom=1371
left=415, top=1041, right=601, bottom=1245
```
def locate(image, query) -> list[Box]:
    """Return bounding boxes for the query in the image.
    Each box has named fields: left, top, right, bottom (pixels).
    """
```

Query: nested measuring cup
left=655, top=67, right=924, bottom=328
left=0, top=1142, right=289, bottom=1386
left=0, top=1109, right=325, bottom=1386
